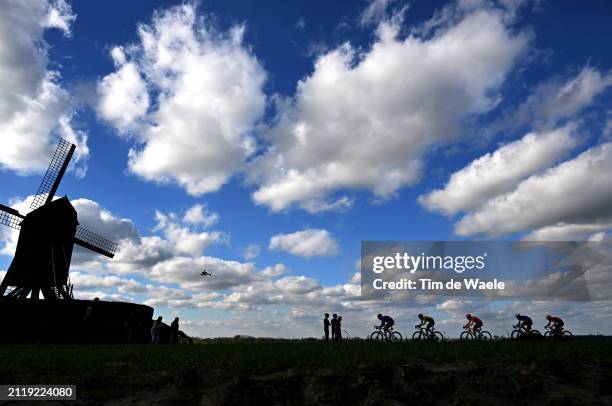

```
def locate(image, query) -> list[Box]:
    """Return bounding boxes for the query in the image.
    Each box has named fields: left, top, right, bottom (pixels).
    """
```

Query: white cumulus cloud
left=455, top=142, right=612, bottom=237
left=182, top=203, right=219, bottom=228
left=419, top=125, right=578, bottom=215
left=153, top=209, right=227, bottom=258
left=97, top=48, right=149, bottom=133
left=249, top=6, right=528, bottom=212
left=269, top=229, right=339, bottom=258
left=0, top=0, right=88, bottom=176
left=97, top=4, right=266, bottom=195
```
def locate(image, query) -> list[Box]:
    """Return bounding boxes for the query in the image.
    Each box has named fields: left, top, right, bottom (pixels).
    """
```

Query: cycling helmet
left=546, top=314, right=552, bottom=320
left=466, top=313, right=472, bottom=319
left=377, top=313, right=383, bottom=319
left=515, top=313, right=520, bottom=319
left=418, top=313, right=423, bottom=319
left=325, top=313, right=329, bottom=317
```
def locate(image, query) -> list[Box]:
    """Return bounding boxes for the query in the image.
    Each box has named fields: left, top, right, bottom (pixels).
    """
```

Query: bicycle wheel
left=370, top=331, right=384, bottom=341
left=511, top=329, right=522, bottom=339
left=432, top=331, right=444, bottom=342
left=544, top=331, right=552, bottom=338
left=460, top=331, right=473, bottom=341
left=531, top=330, right=542, bottom=338
left=563, top=330, right=573, bottom=338
left=412, top=330, right=424, bottom=340
left=390, top=331, right=403, bottom=343
left=479, top=331, right=492, bottom=341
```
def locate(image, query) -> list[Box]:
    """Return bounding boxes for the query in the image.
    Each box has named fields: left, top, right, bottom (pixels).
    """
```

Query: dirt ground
left=197, top=362, right=612, bottom=405
left=91, top=360, right=612, bottom=405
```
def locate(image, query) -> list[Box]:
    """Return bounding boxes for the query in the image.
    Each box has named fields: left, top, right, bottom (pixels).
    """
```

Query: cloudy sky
left=1, top=0, right=612, bottom=338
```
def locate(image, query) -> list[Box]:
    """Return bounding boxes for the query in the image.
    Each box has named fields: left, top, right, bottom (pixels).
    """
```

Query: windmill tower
left=0, top=138, right=117, bottom=300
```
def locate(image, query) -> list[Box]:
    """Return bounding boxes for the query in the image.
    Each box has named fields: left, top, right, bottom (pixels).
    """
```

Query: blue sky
left=1, top=0, right=612, bottom=338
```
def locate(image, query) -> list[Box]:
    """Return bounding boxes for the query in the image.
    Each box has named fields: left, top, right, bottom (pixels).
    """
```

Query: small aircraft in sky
left=200, top=269, right=214, bottom=277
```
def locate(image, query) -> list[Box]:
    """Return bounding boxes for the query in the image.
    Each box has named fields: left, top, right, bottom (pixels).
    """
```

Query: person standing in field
left=151, top=316, right=162, bottom=344
left=83, top=297, right=100, bottom=323
left=331, top=314, right=338, bottom=341
left=336, top=316, right=343, bottom=341
left=170, top=317, right=180, bottom=344
left=323, top=313, right=331, bottom=341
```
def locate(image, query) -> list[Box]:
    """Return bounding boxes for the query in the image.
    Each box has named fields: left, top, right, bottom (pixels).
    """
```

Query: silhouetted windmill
left=0, top=138, right=117, bottom=300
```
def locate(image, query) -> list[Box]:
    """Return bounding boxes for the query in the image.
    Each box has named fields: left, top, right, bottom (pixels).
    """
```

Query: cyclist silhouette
left=515, top=313, right=533, bottom=331
left=416, top=314, right=435, bottom=336
left=545, top=314, right=564, bottom=333
left=464, top=313, right=482, bottom=334
left=377, top=314, right=394, bottom=334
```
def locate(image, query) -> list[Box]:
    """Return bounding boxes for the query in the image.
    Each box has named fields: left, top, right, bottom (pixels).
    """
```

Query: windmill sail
left=0, top=203, right=23, bottom=229
left=74, top=226, right=117, bottom=258
left=30, top=138, right=76, bottom=211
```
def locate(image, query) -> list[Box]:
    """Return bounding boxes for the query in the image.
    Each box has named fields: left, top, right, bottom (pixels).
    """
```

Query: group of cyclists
left=515, top=313, right=564, bottom=332
left=371, top=312, right=567, bottom=341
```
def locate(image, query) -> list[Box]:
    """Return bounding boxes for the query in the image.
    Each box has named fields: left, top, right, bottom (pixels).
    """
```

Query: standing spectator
left=151, top=316, right=162, bottom=344
left=83, top=297, right=100, bottom=323
left=331, top=314, right=338, bottom=341
left=336, top=316, right=343, bottom=341
left=323, top=313, right=331, bottom=341
left=170, top=317, right=180, bottom=344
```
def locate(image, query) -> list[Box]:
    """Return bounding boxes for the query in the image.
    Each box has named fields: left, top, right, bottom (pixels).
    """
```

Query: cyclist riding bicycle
left=464, top=314, right=483, bottom=334
left=377, top=314, right=394, bottom=334
left=515, top=313, right=533, bottom=332
left=416, top=314, right=435, bottom=336
left=545, top=315, right=564, bottom=333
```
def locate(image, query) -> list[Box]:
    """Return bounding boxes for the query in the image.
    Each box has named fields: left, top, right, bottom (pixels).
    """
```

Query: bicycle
left=460, top=326, right=492, bottom=341
left=511, top=324, right=542, bottom=339
left=369, top=325, right=402, bottom=342
left=412, top=325, right=444, bottom=341
left=544, top=325, right=572, bottom=339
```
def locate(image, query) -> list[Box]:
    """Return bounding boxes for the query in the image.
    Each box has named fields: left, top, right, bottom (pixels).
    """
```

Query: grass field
left=1, top=339, right=611, bottom=404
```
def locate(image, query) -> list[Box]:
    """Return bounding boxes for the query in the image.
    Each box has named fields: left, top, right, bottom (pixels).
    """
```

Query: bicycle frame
left=545, top=326, right=564, bottom=336
left=463, top=326, right=479, bottom=338
left=513, top=324, right=530, bottom=334
left=374, top=325, right=394, bottom=340
left=415, top=325, right=435, bottom=338
left=461, top=326, right=492, bottom=341
left=371, top=325, right=400, bottom=342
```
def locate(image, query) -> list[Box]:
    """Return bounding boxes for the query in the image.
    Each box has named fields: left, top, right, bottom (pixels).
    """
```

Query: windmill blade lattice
left=0, top=204, right=23, bottom=230
left=74, top=226, right=118, bottom=258
left=30, top=138, right=75, bottom=211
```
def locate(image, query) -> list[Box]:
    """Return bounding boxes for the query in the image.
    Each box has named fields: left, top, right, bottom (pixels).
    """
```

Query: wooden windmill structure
left=0, top=138, right=117, bottom=300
